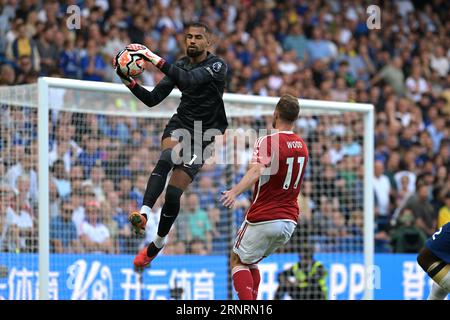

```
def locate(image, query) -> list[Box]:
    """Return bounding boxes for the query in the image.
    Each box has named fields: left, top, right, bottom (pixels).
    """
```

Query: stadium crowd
left=0, top=0, right=449, bottom=256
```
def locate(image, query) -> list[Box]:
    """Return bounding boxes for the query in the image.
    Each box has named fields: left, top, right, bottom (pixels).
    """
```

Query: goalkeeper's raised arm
left=113, top=50, right=175, bottom=108
left=113, top=23, right=227, bottom=111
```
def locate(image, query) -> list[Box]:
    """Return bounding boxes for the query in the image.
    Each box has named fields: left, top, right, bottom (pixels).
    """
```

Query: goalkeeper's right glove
left=112, top=50, right=137, bottom=88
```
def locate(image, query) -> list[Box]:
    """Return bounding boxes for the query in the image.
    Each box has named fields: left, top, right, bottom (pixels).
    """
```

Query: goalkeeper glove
left=125, top=44, right=165, bottom=68
left=112, top=49, right=136, bottom=88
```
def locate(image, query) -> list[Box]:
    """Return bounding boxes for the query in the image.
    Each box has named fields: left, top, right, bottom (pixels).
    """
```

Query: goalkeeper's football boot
left=128, top=212, right=147, bottom=236
left=133, top=243, right=162, bottom=268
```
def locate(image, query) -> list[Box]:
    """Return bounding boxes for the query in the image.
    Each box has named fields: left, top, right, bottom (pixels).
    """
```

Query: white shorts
left=233, top=220, right=296, bottom=265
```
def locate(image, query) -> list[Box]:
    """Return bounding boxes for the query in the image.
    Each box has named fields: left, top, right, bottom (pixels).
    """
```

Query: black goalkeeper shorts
left=161, top=115, right=215, bottom=181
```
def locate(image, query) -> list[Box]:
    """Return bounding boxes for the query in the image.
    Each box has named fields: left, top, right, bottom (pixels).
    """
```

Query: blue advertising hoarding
left=0, top=253, right=441, bottom=300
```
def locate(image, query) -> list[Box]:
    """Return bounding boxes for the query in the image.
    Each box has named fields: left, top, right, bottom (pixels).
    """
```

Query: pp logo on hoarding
left=66, top=260, right=113, bottom=300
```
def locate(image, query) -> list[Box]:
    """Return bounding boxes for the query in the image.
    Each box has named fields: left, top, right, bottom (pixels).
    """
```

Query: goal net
left=0, top=78, right=374, bottom=300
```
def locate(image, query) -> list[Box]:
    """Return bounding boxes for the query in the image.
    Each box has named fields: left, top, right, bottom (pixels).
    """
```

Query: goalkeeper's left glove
left=112, top=49, right=136, bottom=88
left=125, top=44, right=165, bottom=68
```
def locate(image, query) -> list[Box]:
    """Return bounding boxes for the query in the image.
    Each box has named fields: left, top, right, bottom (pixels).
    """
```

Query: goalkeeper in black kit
left=113, top=22, right=228, bottom=268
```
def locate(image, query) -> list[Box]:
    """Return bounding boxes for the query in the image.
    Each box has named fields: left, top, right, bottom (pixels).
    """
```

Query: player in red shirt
left=221, top=94, right=308, bottom=300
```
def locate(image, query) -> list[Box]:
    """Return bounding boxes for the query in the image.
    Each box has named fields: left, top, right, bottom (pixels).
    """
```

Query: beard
left=272, top=119, right=276, bottom=129
left=187, top=46, right=204, bottom=57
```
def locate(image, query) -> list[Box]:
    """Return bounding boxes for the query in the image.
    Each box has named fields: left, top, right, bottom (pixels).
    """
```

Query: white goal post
left=34, top=77, right=374, bottom=300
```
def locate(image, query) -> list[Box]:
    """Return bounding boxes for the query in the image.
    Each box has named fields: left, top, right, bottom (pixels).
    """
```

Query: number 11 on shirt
left=283, top=156, right=305, bottom=190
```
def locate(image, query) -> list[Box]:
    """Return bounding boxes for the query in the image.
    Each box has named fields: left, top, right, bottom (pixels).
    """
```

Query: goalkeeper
left=113, top=22, right=228, bottom=268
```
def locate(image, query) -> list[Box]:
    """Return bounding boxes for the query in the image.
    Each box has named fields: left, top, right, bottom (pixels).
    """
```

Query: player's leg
left=428, top=282, right=448, bottom=300
left=231, top=221, right=272, bottom=300
left=248, top=264, right=260, bottom=300
left=417, top=223, right=450, bottom=299
left=129, top=137, right=179, bottom=235
left=417, top=246, right=450, bottom=298
left=230, top=251, right=254, bottom=300
left=134, top=168, right=192, bottom=268
left=148, top=169, right=191, bottom=253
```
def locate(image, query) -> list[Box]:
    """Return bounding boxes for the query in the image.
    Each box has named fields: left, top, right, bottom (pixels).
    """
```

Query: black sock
left=147, top=242, right=162, bottom=257
left=157, top=185, right=183, bottom=237
left=142, top=156, right=173, bottom=210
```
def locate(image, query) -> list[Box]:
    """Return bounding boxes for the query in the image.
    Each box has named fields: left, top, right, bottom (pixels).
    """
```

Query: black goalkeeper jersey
left=129, top=52, right=228, bottom=135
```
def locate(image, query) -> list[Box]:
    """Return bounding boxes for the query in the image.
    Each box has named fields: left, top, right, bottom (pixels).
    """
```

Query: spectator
left=79, top=201, right=113, bottom=254
left=162, top=238, right=186, bottom=255
left=437, top=192, right=450, bottom=228
left=404, top=183, right=437, bottom=237
left=83, top=164, right=106, bottom=202
left=77, top=135, right=102, bottom=178
left=130, top=173, right=147, bottom=208
left=0, top=184, right=19, bottom=252
left=406, top=65, right=430, bottom=102
left=50, top=200, right=81, bottom=253
left=116, top=195, right=140, bottom=254
left=71, top=188, right=86, bottom=236
left=371, top=56, right=405, bottom=96
left=390, top=209, right=427, bottom=253
left=306, top=27, right=333, bottom=64
left=69, top=165, right=85, bottom=193
left=395, top=175, right=414, bottom=211
left=348, top=210, right=364, bottom=238
left=278, top=50, right=298, bottom=75
left=173, top=240, right=187, bottom=255
left=196, top=176, right=217, bottom=211
left=120, top=154, right=143, bottom=181
left=16, top=174, right=35, bottom=214
left=341, top=134, right=361, bottom=157
left=283, top=23, right=307, bottom=61
left=394, top=161, right=417, bottom=194
left=327, top=136, right=344, bottom=165
left=430, top=45, right=449, bottom=78
left=80, top=39, right=106, bottom=81
left=185, top=193, right=212, bottom=253
left=59, top=38, right=81, bottom=79
left=427, top=117, right=446, bottom=154
left=373, top=160, right=391, bottom=217
left=188, top=238, right=208, bottom=255
left=117, top=177, right=132, bottom=199
left=36, top=23, right=59, bottom=75
left=0, top=63, right=15, bottom=85
left=7, top=185, right=34, bottom=252
left=274, top=244, right=328, bottom=300
left=48, top=122, right=83, bottom=174
left=98, top=117, right=130, bottom=144
left=51, top=159, right=71, bottom=199
left=207, top=207, right=227, bottom=254
left=6, top=19, right=40, bottom=70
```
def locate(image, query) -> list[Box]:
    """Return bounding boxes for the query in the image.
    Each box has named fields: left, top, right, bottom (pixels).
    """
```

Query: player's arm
left=113, top=50, right=174, bottom=108
left=221, top=136, right=271, bottom=208
left=221, top=162, right=266, bottom=208
left=128, top=76, right=175, bottom=108
left=126, top=44, right=226, bottom=90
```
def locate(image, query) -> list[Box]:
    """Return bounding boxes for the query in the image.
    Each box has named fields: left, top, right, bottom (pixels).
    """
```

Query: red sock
left=232, top=266, right=253, bottom=300
left=249, top=265, right=260, bottom=300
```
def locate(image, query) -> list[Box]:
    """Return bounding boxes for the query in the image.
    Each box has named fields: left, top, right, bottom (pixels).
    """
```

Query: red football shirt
left=245, top=131, right=309, bottom=223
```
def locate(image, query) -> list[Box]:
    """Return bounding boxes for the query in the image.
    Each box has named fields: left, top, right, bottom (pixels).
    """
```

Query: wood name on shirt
left=286, top=141, right=303, bottom=149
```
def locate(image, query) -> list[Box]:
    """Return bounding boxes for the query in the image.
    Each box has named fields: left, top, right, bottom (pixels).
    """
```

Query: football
left=115, top=47, right=146, bottom=77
